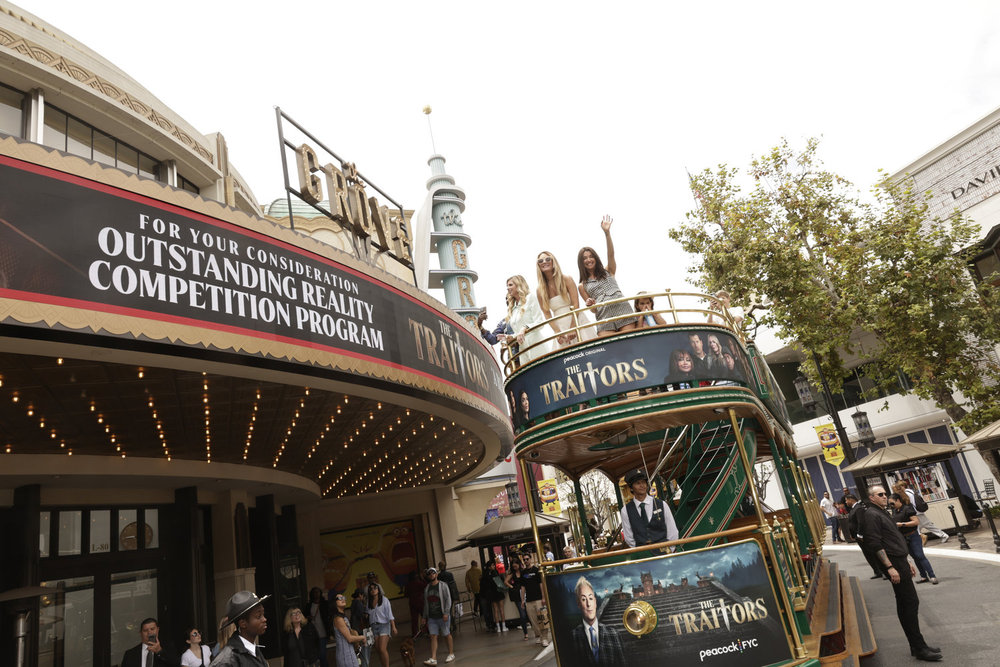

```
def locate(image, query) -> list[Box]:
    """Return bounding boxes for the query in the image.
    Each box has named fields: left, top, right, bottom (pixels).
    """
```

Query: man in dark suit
left=568, top=576, right=626, bottom=667
left=120, top=617, right=178, bottom=667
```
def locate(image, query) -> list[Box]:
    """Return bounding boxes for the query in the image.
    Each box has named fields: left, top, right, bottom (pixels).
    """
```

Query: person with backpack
left=894, top=480, right=949, bottom=543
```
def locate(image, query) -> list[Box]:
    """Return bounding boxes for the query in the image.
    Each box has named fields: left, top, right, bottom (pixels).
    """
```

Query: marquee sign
left=0, top=154, right=505, bottom=412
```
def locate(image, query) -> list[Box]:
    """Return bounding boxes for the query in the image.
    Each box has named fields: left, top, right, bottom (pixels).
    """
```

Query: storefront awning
left=841, top=441, right=966, bottom=474
left=451, top=512, right=569, bottom=550
left=955, top=418, right=1000, bottom=452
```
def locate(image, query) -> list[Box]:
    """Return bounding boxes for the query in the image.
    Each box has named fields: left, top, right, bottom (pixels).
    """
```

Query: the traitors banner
left=545, top=540, right=792, bottom=667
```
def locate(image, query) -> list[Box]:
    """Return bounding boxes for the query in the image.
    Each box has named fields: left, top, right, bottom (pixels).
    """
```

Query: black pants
left=888, top=554, right=927, bottom=651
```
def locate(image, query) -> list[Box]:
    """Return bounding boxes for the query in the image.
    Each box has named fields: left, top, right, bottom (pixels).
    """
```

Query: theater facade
left=0, top=3, right=512, bottom=665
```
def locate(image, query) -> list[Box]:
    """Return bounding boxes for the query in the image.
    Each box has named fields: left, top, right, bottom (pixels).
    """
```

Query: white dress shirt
left=620, top=496, right=678, bottom=548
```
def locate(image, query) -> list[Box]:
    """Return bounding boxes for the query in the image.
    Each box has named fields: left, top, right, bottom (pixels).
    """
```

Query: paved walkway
left=381, top=523, right=1000, bottom=666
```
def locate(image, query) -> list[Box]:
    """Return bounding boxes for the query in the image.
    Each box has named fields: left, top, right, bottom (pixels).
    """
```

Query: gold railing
left=501, top=290, right=744, bottom=376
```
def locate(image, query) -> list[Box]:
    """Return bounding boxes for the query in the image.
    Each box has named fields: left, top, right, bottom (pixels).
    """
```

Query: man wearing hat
left=619, top=468, right=678, bottom=549
left=210, top=591, right=271, bottom=666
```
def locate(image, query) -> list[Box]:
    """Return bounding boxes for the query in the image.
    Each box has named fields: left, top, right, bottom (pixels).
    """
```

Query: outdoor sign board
left=0, top=155, right=505, bottom=412
left=546, top=540, right=792, bottom=666
left=506, top=329, right=753, bottom=428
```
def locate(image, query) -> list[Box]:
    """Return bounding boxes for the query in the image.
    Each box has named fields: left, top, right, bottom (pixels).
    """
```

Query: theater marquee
left=0, top=153, right=505, bottom=413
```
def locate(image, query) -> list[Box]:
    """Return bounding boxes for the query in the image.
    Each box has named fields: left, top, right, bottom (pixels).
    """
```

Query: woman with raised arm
left=536, top=251, right=591, bottom=347
left=578, top=216, right=638, bottom=337
left=501, top=275, right=550, bottom=364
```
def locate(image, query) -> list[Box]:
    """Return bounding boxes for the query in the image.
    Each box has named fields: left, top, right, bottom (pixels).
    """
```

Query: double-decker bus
left=502, top=291, right=875, bottom=666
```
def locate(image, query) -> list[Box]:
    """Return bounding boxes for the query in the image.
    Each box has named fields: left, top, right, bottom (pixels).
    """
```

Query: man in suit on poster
left=120, top=617, right=179, bottom=667
left=568, top=576, right=626, bottom=667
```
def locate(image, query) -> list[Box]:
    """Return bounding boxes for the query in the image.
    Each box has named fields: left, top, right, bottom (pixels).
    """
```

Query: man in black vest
left=863, top=485, right=942, bottom=662
left=846, top=494, right=886, bottom=580
left=619, top=468, right=678, bottom=548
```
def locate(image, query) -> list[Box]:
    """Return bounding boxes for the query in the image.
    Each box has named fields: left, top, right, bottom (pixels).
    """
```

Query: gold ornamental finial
left=423, top=105, right=437, bottom=154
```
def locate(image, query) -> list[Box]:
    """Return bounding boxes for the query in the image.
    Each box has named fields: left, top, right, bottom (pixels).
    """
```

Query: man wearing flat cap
left=619, top=468, right=678, bottom=549
left=210, top=590, right=271, bottom=666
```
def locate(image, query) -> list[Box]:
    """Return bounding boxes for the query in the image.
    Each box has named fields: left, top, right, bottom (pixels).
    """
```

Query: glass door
left=38, top=576, right=94, bottom=667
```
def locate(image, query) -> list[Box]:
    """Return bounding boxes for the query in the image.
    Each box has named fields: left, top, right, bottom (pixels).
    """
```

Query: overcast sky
left=14, top=1, right=1000, bottom=351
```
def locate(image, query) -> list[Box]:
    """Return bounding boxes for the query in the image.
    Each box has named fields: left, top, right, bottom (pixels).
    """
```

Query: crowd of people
left=477, top=216, right=689, bottom=363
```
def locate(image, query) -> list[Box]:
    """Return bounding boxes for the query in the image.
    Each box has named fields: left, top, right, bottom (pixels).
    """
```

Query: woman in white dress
left=500, top=275, right=551, bottom=364
left=535, top=251, right=592, bottom=347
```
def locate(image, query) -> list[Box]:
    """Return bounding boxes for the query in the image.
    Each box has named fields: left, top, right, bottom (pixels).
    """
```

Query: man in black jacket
left=846, top=494, right=886, bottom=580
left=210, top=590, right=271, bottom=667
left=862, top=486, right=941, bottom=662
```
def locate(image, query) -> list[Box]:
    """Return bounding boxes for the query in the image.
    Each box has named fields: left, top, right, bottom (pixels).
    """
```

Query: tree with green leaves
left=671, top=138, right=1000, bottom=479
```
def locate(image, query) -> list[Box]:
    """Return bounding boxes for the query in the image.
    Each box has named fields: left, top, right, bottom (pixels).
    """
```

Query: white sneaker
left=445, top=655, right=456, bottom=663
left=940, top=534, right=950, bottom=543
left=424, top=660, right=438, bottom=666
left=535, top=637, right=542, bottom=645
left=541, top=640, right=550, bottom=647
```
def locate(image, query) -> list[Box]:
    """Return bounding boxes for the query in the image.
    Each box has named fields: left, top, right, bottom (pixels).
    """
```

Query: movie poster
left=546, top=541, right=792, bottom=666
left=320, top=519, right=418, bottom=599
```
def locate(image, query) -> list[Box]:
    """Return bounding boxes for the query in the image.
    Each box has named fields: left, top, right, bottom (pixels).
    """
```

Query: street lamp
left=852, top=410, right=875, bottom=447
left=794, top=374, right=818, bottom=410
left=505, top=480, right=522, bottom=514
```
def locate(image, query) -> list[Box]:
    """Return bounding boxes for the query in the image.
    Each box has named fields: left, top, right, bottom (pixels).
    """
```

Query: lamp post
left=798, top=353, right=857, bottom=465
left=852, top=410, right=875, bottom=447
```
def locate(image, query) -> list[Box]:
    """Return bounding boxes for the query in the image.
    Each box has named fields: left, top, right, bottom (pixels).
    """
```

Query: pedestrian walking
left=894, top=481, right=949, bottom=543
left=422, top=567, right=455, bottom=665
left=821, top=491, right=841, bottom=542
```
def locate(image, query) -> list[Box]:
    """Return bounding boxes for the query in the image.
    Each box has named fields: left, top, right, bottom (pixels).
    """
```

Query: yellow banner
left=815, top=423, right=845, bottom=467
left=538, top=478, right=561, bottom=515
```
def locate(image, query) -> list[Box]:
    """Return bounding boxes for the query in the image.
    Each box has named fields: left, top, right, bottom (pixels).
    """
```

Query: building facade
left=0, top=3, right=512, bottom=665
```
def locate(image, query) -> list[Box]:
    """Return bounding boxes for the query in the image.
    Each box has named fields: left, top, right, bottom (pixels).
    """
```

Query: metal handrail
left=502, top=290, right=743, bottom=376
left=544, top=524, right=761, bottom=568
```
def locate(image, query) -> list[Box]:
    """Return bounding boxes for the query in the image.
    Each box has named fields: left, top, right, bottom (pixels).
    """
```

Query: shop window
left=118, top=509, right=138, bottom=550
left=58, top=510, right=82, bottom=556
left=39, top=510, right=51, bottom=558
left=178, top=174, right=200, bottom=194
left=928, top=424, right=953, bottom=445
left=0, top=83, right=25, bottom=138
left=116, top=144, right=139, bottom=174
left=67, top=116, right=92, bottom=159
left=145, top=508, right=159, bottom=549
left=110, top=569, right=158, bottom=663
left=89, top=510, right=111, bottom=554
left=975, top=250, right=1000, bottom=284
left=43, top=106, right=67, bottom=151
left=887, top=435, right=905, bottom=446
left=39, top=576, right=94, bottom=667
left=93, top=129, right=116, bottom=166
left=907, top=430, right=928, bottom=444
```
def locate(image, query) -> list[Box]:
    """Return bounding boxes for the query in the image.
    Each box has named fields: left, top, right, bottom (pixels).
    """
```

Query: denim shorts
left=371, top=621, right=391, bottom=637
left=427, top=617, right=450, bottom=636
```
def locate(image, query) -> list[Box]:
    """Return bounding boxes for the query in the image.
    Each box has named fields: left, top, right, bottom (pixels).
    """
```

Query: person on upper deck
left=619, top=468, right=678, bottom=549
left=536, top=251, right=593, bottom=346
left=499, top=275, right=550, bottom=364
left=634, top=292, right=667, bottom=329
left=578, top=216, right=638, bottom=337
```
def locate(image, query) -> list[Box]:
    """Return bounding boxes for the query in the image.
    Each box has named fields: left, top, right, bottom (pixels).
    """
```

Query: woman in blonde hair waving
left=500, top=275, right=550, bottom=364
left=536, top=251, right=592, bottom=347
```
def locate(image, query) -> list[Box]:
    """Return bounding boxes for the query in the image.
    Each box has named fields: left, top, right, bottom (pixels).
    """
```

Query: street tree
left=671, top=138, right=1000, bottom=478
